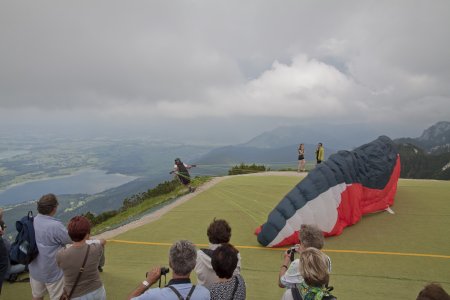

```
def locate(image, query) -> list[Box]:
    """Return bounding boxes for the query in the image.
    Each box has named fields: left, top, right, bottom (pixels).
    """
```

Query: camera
left=160, top=267, right=170, bottom=276
left=146, top=267, right=170, bottom=278
left=286, top=246, right=298, bottom=262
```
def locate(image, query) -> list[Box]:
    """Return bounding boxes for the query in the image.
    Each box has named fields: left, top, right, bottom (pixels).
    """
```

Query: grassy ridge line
left=92, top=176, right=212, bottom=235
left=3, top=175, right=449, bottom=300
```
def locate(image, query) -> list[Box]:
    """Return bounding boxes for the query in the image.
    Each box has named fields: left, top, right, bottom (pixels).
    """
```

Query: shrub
left=228, top=163, right=266, bottom=175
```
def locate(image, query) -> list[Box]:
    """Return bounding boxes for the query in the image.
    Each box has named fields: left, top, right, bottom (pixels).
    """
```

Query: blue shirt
left=132, top=278, right=210, bottom=300
left=29, top=214, right=72, bottom=283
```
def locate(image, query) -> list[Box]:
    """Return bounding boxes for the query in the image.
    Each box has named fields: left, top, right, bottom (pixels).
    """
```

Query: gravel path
left=93, top=171, right=305, bottom=240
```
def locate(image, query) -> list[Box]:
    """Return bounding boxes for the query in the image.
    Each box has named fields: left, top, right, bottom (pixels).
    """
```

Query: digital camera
left=146, top=267, right=170, bottom=278
left=286, top=246, right=299, bottom=262
left=160, top=267, right=170, bottom=276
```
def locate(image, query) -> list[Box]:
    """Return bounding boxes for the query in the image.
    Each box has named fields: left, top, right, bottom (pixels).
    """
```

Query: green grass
left=3, top=175, right=450, bottom=299
left=91, top=176, right=211, bottom=234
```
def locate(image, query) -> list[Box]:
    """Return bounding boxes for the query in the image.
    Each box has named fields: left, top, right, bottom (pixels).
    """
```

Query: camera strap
left=168, top=285, right=196, bottom=300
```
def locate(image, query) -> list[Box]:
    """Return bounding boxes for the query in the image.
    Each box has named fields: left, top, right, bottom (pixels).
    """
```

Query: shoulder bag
left=60, top=245, right=91, bottom=300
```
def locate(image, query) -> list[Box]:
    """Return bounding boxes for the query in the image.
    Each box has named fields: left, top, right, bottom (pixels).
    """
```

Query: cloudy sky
left=1, top=1, right=449, bottom=143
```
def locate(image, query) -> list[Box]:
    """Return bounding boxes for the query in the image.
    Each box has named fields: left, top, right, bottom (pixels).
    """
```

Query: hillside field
left=3, top=174, right=450, bottom=299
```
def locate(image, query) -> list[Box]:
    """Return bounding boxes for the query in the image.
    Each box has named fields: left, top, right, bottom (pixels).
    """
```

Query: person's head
left=169, top=240, right=197, bottom=276
left=175, top=158, right=182, bottom=164
left=417, top=283, right=450, bottom=300
left=318, top=143, right=323, bottom=147
left=67, top=216, right=91, bottom=242
left=207, top=218, right=232, bottom=244
left=299, top=247, right=330, bottom=287
left=211, top=243, right=239, bottom=279
left=299, top=224, right=324, bottom=250
left=37, top=194, right=59, bottom=215
left=300, top=144, right=304, bottom=149
left=0, top=220, right=6, bottom=232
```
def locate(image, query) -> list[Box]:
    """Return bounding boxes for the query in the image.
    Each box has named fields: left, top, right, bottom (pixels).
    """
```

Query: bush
left=228, top=163, right=266, bottom=175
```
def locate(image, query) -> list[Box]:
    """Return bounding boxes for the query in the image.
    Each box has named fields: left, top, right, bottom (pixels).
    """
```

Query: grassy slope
left=3, top=176, right=450, bottom=299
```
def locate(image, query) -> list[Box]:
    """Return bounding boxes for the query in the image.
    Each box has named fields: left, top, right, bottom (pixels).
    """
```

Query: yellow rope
left=108, top=239, right=450, bottom=259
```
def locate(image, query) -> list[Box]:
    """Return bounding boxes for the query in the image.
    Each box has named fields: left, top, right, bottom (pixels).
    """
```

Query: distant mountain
left=395, top=121, right=450, bottom=154
left=196, top=143, right=327, bottom=166
left=241, top=124, right=380, bottom=149
left=394, top=121, right=450, bottom=180
left=194, top=124, right=375, bottom=167
left=396, top=143, right=450, bottom=180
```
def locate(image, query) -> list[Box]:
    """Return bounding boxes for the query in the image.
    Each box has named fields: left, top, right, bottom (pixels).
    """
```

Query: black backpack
left=9, top=211, right=39, bottom=265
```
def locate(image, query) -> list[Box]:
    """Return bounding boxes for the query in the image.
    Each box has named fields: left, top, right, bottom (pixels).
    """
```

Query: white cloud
left=0, top=1, right=449, bottom=139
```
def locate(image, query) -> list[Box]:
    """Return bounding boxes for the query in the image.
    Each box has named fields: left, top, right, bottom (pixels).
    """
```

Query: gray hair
left=169, top=240, right=197, bottom=276
left=300, top=224, right=324, bottom=249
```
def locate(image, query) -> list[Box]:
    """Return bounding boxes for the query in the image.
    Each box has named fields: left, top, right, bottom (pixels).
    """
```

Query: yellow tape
left=108, top=239, right=450, bottom=259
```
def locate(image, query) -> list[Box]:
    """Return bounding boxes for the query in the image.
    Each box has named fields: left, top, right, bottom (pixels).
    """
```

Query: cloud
left=0, top=0, right=449, bottom=139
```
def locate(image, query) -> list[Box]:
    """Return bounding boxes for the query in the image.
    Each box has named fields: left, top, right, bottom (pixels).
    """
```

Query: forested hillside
left=397, top=143, right=450, bottom=180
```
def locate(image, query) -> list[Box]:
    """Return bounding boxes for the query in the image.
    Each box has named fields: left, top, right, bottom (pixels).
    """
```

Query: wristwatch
left=142, top=280, right=150, bottom=287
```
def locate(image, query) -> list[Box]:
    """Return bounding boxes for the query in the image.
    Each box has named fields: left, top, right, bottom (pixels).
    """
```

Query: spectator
left=279, top=224, right=331, bottom=288
left=128, top=240, right=210, bottom=300
left=56, top=216, right=106, bottom=299
left=298, top=144, right=306, bottom=172
left=0, top=209, right=8, bottom=295
left=281, top=248, right=335, bottom=300
left=210, top=244, right=246, bottom=300
left=316, top=143, right=324, bottom=165
left=195, top=219, right=241, bottom=288
left=0, top=219, right=27, bottom=282
left=29, top=194, right=72, bottom=300
left=417, top=283, right=450, bottom=300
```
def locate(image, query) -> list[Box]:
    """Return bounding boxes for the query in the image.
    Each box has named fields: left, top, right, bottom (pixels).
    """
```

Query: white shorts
left=30, top=276, right=64, bottom=300
left=72, top=285, right=106, bottom=300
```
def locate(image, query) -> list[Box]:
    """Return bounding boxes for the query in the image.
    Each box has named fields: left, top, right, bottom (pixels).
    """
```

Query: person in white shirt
left=278, top=224, right=331, bottom=289
left=195, top=219, right=241, bottom=289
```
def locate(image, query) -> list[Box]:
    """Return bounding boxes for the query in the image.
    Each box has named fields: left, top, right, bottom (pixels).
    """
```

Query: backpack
left=291, top=286, right=337, bottom=300
left=9, top=211, right=39, bottom=265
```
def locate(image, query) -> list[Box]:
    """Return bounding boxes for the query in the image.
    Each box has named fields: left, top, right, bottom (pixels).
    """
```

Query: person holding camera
left=278, top=224, right=331, bottom=289
left=128, top=240, right=210, bottom=300
left=281, top=248, right=336, bottom=300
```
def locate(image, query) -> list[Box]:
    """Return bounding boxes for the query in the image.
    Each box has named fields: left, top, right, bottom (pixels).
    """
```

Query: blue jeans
left=4, top=263, right=26, bottom=279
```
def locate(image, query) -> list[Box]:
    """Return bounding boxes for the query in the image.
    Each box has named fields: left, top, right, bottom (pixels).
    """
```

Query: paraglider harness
left=170, top=159, right=196, bottom=186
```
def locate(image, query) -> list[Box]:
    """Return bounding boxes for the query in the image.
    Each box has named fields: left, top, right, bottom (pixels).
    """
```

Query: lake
left=0, top=169, right=138, bottom=205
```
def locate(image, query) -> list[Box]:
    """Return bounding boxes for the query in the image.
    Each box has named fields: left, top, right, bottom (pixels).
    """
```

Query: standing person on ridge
left=315, top=143, right=324, bottom=165
left=170, top=158, right=196, bottom=193
left=297, top=144, right=306, bottom=172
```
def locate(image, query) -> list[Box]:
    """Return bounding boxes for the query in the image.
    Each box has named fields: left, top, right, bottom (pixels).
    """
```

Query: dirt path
left=93, top=171, right=305, bottom=240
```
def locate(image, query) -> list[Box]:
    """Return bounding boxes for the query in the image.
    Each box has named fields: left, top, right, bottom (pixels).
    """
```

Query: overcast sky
left=1, top=1, right=449, bottom=144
